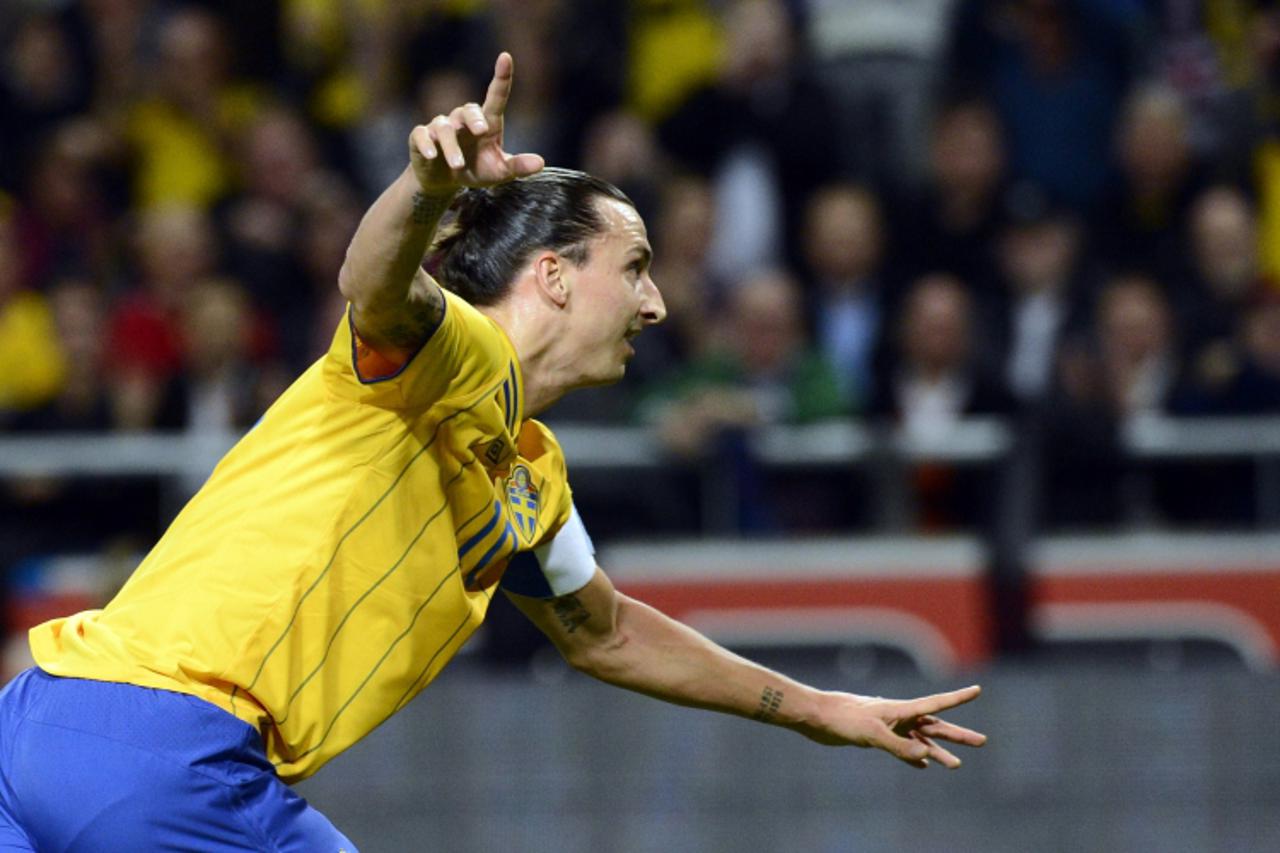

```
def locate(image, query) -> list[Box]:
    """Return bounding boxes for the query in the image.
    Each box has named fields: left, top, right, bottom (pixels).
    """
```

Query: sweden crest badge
left=507, top=465, right=539, bottom=544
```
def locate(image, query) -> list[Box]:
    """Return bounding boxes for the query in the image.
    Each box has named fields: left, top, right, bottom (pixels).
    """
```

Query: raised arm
left=506, top=569, right=986, bottom=769
left=337, top=52, right=545, bottom=356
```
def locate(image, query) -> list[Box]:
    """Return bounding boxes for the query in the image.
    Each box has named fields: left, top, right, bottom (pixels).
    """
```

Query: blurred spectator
left=869, top=273, right=1013, bottom=439
left=416, top=65, right=484, bottom=123
left=658, top=0, right=841, bottom=280
left=170, top=278, right=281, bottom=436
left=1096, top=276, right=1181, bottom=420
left=1207, top=293, right=1280, bottom=413
left=13, top=121, right=117, bottom=289
left=627, top=0, right=721, bottom=123
left=642, top=269, right=846, bottom=451
left=0, top=12, right=92, bottom=193
left=1145, top=0, right=1260, bottom=167
left=107, top=204, right=219, bottom=428
left=1093, top=84, right=1208, bottom=282
left=1172, top=290, right=1280, bottom=417
left=279, top=0, right=402, bottom=134
left=125, top=6, right=264, bottom=209
left=219, top=104, right=325, bottom=329
left=580, top=109, right=666, bottom=226
left=68, top=0, right=159, bottom=114
left=1175, top=184, right=1264, bottom=397
left=3, top=276, right=166, bottom=574
left=640, top=270, right=846, bottom=531
left=800, top=183, right=889, bottom=410
left=1254, top=8, right=1280, bottom=281
left=289, top=171, right=362, bottom=372
left=0, top=201, right=65, bottom=421
left=869, top=273, right=1014, bottom=529
left=1042, top=275, right=1181, bottom=525
left=988, top=182, right=1093, bottom=406
left=805, top=0, right=956, bottom=184
left=13, top=278, right=113, bottom=433
left=944, top=0, right=1142, bottom=210
left=890, top=98, right=1007, bottom=289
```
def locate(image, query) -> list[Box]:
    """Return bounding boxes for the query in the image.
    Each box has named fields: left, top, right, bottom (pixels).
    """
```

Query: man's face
left=562, top=198, right=666, bottom=385
left=803, top=189, right=881, bottom=284
left=903, top=277, right=971, bottom=373
left=1100, top=281, right=1169, bottom=367
left=933, top=108, right=1003, bottom=197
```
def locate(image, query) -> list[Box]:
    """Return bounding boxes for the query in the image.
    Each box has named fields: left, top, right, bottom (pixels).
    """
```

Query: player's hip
left=0, top=666, right=270, bottom=783
left=0, top=668, right=356, bottom=850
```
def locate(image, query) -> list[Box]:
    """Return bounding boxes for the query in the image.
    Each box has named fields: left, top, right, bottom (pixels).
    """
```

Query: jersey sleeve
left=321, top=288, right=511, bottom=410
left=500, top=421, right=597, bottom=599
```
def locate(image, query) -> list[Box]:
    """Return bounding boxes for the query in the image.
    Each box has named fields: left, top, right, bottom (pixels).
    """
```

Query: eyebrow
left=628, top=246, right=653, bottom=268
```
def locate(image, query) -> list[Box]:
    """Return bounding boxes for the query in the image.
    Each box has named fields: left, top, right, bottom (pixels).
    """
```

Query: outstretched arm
left=506, top=569, right=986, bottom=769
left=337, top=52, right=544, bottom=356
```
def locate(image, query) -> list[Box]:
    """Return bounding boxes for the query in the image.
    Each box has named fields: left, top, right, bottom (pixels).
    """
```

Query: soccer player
left=0, top=54, right=986, bottom=849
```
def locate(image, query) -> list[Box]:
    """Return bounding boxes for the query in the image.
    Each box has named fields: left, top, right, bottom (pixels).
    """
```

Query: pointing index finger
left=482, top=52, right=514, bottom=125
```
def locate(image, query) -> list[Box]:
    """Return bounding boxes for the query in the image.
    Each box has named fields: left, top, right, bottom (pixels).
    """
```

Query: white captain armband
left=499, top=504, right=596, bottom=599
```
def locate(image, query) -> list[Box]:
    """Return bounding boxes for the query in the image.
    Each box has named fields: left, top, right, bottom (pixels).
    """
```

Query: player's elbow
left=337, top=252, right=360, bottom=305
left=560, top=628, right=631, bottom=681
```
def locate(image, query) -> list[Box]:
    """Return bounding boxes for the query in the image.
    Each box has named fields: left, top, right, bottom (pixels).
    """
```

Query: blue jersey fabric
left=0, top=668, right=356, bottom=851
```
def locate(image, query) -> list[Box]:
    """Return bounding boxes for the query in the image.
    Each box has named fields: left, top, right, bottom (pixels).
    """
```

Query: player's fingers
left=917, top=716, right=988, bottom=747
left=482, top=51, right=514, bottom=124
left=429, top=117, right=467, bottom=171
left=878, top=724, right=930, bottom=766
left=452, top=103, right=488, bottom=136
left=505, top=152, right=545, bottom=178
left=913, top=732, right=962, bottom=769
left=409, top=125, right=439, bottom=162
left=904, top=684, right=981, bottom=718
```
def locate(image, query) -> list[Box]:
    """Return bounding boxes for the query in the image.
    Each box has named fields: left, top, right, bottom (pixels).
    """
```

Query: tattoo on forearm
left=551, top=595, right=591, bottom=634
left=753, top=686, right=784, bottom=723
left=411, top=191, right=452, bottom=226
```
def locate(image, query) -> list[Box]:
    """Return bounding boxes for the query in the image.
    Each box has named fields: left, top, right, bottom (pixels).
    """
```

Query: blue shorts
left=0, top=668, right=356, bottom=851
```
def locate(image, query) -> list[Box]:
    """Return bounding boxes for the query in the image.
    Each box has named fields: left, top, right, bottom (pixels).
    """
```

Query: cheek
left=601, top=287, right=635, bottom=326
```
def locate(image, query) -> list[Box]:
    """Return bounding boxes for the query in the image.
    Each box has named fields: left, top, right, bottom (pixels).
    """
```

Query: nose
left=641, top=274, right=666, bottom=326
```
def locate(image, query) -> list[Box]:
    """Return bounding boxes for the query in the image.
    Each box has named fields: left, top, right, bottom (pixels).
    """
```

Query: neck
left=478, top=298, right=571, bottom=418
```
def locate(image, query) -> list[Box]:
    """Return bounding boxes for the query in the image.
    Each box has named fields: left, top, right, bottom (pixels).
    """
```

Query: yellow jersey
left=29, top=289, right=591, bottom=782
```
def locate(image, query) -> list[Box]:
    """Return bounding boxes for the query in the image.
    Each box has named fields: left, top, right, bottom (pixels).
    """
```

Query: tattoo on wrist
left=411, top=190, right=452, bottom=226
left=551, top=595, right=590, bottom=634
left=753, top=686, right=784, bottom=723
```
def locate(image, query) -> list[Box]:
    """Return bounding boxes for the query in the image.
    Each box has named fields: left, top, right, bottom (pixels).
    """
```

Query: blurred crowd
left=3, top=0, right=1280, bottom=542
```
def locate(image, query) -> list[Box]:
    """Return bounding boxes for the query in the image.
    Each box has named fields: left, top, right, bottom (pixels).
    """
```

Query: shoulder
left=515, top=419, right=565, bottom=467
left=320, top=290, right=514, bottom=409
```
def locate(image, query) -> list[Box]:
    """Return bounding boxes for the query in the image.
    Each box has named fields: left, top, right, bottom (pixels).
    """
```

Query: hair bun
left=451, top=187, right=494, bottom=227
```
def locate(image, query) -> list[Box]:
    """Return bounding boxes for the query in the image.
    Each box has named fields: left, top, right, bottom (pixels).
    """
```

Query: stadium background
left=2, top=0, right=1279, bottom=850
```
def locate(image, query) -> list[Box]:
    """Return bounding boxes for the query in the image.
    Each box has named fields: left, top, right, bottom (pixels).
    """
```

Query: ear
left=533, top=250, right=570, bottom=308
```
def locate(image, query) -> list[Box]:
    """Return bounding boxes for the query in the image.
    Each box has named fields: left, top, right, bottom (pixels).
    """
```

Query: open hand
left=807, top=684, right=987, bottom=769
left=408, top=52, right=545, bottom=193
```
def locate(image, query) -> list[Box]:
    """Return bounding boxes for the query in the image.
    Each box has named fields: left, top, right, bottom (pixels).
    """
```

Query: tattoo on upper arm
left=411, top=191, right=453, bottom=226
left=753, top=686, right=784, bottom=723
left=377, top=277, right=445, bottom=349
left=551, top=594, right=591, bottom=634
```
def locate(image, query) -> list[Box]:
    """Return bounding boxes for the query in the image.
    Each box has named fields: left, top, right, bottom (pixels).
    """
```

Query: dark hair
left=429, top=167, right=633, bottom=305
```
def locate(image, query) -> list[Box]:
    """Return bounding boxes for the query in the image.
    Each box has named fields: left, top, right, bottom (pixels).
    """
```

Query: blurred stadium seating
left=5, top=0, right=1280, bottom=849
